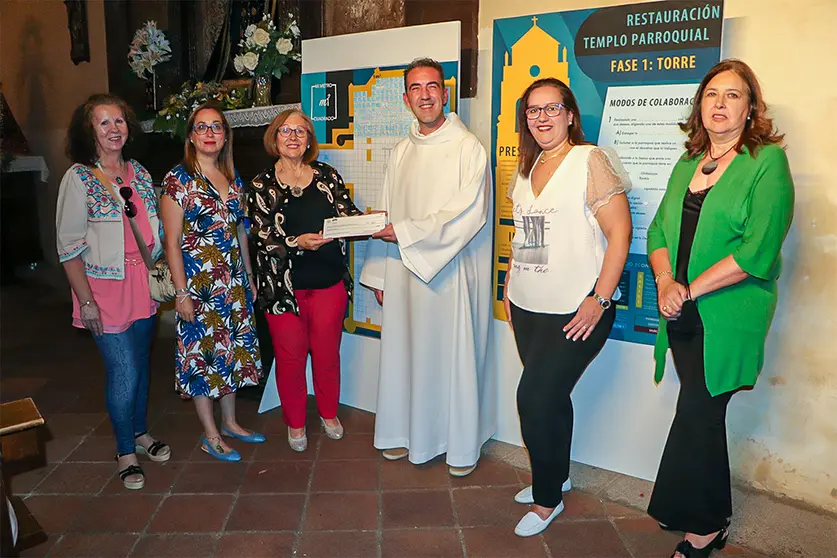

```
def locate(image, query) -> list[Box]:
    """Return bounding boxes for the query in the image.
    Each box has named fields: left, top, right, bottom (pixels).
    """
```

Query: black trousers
left=510, top=302, right=615, bottom=508
left=648, top=329, right=735, bottom=535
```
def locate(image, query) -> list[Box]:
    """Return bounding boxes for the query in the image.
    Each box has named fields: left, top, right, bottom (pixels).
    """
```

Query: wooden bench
left=0, top=397, right=47, bottom=557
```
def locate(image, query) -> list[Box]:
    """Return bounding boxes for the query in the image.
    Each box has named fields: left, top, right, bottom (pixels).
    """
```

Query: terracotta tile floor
left=1, top=281, right=764, bottom=557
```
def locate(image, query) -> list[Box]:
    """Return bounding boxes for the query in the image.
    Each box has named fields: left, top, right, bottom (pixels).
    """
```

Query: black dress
left=648, top=187, right=735, bottom=536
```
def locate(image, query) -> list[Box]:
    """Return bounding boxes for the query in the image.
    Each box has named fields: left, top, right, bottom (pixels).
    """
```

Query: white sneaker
left=514, top=501, right=564, bottom=537
left=514, top=478, right=572, bottom=504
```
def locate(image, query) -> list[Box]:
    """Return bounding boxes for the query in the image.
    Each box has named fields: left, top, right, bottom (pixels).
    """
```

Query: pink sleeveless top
left=72, top=166, right=159, bottom=333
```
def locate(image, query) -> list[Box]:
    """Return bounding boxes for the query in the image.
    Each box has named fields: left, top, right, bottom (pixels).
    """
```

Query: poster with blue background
left=491, top=0, right=723, bottom=344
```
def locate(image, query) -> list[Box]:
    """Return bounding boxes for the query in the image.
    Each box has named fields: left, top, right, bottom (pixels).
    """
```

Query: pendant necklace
left=701, top=144, right=735, bottom=175
left=97, top=160, right=125, bottom=185
left=279, top=161, right=306, bottom=197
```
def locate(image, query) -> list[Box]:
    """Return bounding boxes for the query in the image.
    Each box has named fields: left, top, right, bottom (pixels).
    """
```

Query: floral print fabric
left=163, top=165, right=261, bottom=398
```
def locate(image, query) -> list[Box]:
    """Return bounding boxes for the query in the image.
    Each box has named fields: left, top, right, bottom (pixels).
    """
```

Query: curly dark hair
left=65, top=94, right=141, bottom=165
left=517, top=78, right=591, bottom=178
left=681, top=59, right=784, bottom=158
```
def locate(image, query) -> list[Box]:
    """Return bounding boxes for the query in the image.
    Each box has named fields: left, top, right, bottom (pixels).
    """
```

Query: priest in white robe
left=360, top=58, right=495, bottom=476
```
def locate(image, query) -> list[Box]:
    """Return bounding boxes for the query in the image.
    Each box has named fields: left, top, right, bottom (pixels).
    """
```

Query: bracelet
left=686, top=284, right=693, bottom=301
left=174, top=288, right=189, bottom=295
left=654, top=270, right=673, bottom=284
left=80, top=299, right=96, bottom=307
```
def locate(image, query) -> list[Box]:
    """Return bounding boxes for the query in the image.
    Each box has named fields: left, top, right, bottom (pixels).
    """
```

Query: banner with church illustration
left=491, top=0, right=723, bottom=345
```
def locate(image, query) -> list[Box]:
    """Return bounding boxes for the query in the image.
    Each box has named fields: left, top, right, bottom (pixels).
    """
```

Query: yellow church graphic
left=493, top=16, right=572, bottom=320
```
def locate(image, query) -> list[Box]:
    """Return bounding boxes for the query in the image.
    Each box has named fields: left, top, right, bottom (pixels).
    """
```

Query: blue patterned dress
left=163, top=165, right=261, bottom=398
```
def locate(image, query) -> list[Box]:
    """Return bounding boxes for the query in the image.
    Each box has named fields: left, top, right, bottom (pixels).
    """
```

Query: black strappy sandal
left=116, top=457, right=145, bottom=490
left=135, top=440, right=171, bottom=462
left=670, top=526, right=729, bottom=557
left=135, top=432, right=171, bottom=463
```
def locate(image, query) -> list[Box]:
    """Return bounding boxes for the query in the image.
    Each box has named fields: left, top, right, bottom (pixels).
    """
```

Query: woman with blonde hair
left=160, top=102, right=264, bottom=462
left=248, top=109, right=361, bottom=452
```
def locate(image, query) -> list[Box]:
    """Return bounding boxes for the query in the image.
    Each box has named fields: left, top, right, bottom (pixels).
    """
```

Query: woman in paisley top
left=160, top=102, right=264, bottom=462
left=248, top=109, right=361, bottom=452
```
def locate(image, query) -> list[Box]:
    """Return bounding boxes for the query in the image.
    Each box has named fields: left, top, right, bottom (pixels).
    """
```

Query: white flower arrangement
left=232, top=13, right=301, bottom=78
left=127, top=21, right=172, bottom=80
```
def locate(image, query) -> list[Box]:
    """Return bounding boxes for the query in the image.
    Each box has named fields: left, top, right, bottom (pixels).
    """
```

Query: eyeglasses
left=193, top=122, right=224, bottom=135
left=278, top=126, right=309, bottom=138
left=525, top=103, right=566, bottom=120
left=119, top=186, right=137, bottom=218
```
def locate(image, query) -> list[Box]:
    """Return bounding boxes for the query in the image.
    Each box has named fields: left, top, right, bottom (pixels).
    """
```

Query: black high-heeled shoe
left=670, top=525, right=729, bottom=557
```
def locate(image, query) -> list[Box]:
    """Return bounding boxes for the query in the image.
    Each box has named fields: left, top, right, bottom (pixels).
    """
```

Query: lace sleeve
left=586, top=147, right=632, bottom=215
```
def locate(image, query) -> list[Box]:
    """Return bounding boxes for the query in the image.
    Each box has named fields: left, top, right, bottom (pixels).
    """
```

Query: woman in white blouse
left=503, top=78, right=632, bottom=537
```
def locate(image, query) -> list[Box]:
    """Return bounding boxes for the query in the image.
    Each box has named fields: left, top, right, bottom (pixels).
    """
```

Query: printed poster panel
left=491, top=1, right=723, bottom=344
left=302, top=62, right=459, bottom=338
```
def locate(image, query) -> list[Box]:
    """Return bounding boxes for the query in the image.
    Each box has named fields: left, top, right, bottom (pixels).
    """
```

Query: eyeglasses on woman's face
left=193, top=122, right=224, bottom=135
left=278, top=126, right=309, bottom=138
left=525, top=103, right=566, bottom=120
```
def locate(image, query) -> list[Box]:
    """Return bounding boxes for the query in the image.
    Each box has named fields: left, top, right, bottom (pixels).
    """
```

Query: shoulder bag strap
left=90, top=166, right=154, bottom=271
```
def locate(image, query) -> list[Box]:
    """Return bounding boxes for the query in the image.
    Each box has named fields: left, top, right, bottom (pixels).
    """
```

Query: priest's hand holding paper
left=297, top=231, right=333, bottom=251
left=372, top=223, right=398, bottom=243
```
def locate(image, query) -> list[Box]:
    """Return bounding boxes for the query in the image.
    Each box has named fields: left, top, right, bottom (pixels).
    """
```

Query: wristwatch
left=593, top=292, right=611, bottom=310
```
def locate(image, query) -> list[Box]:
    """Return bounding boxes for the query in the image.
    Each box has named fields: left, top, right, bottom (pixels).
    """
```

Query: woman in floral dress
left=160, top=102, right=265, bottom=462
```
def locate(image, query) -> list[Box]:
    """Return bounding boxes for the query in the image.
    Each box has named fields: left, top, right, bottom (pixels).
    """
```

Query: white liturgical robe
left=360, top=114, right=495, bottom=467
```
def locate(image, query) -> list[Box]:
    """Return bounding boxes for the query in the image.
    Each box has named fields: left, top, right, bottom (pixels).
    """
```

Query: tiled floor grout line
left=443, top=464, right=466, bottom=558
left=42, top=533, right=63, bottom=558
left=127, top=441, right=192, bottom=557
left=290, top=427, right=322, bottom=556
left=448, top=472, right=468, bottom=558
left=214, top=455, right=247, bottom=557
left=376, top=454, right=383, bottom=558
left=607, top=513, right=638, bottom=558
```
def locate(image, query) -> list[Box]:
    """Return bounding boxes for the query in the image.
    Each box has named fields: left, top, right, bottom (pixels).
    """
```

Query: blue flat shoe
left=221, top=426, right=266, bottom=444
left=201, top=436, right=241, bottom=462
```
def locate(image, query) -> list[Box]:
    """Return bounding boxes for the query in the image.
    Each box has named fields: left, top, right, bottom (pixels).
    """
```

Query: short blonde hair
left=263, top=109, right=319, bottom=163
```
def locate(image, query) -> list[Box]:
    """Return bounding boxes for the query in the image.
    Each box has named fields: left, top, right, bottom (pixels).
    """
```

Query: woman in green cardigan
left=646, top=59, right=794, bottom=558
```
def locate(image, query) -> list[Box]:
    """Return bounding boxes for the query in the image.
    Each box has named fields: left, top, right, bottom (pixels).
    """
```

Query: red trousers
left=265, top=282, right=347, bottom=429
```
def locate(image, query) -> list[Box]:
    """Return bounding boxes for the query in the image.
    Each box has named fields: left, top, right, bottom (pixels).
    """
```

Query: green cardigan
left=647, top=144, right=794, bottom=396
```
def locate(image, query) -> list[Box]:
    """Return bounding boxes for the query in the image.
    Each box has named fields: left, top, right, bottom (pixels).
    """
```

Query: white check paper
left=322, top=213, right=387, bottom=239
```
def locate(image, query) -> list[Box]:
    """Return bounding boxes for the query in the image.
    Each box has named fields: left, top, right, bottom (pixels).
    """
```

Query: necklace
left=701, top=144, right=736, bottom=175
left=539, top=143, right=571, bottom=165
left=277, top=161, right=308, bottom=197
left=97, top=160, right=125, bottom=185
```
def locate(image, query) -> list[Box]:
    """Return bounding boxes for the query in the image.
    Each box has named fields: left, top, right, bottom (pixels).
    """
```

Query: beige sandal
left=116, top=456, right=145, bottom=490
left=135, top=437, right=171, bottom=463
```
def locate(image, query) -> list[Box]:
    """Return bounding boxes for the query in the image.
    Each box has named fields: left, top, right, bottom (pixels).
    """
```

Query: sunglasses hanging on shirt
left=119, top=186, right=137, bottom=218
